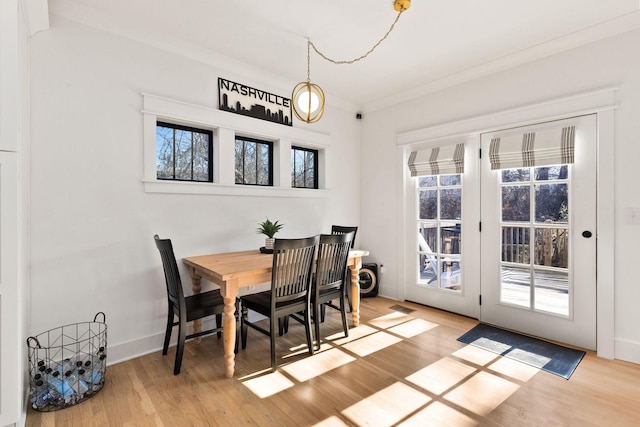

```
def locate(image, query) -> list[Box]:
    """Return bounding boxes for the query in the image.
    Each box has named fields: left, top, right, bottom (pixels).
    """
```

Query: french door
left=404, top=114, right=597, bottom=350
left=404, top=138, right=480, bottom=318
left=479, top=114, right=597, bottom=350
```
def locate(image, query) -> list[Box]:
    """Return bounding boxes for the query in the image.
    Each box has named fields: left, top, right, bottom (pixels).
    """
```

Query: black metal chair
left=311, top=232, right=354, bottom=349
left=154, top=235, right=231, bottom=375
left=240, top=235, right=319, bottom=372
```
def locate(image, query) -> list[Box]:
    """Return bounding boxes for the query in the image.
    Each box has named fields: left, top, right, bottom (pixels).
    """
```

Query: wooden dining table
left=183, top=248, right=369, bottom=378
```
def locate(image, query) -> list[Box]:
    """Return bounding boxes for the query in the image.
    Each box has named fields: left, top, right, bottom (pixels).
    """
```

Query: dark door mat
left=457, top=323, right=586, bottom=379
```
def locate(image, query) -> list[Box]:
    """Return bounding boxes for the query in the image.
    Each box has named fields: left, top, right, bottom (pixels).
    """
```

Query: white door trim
left=397, top=87, right=616, bottom=359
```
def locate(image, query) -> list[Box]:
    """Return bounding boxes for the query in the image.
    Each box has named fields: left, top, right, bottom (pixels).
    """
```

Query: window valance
left=408, top=143, right=464, bottom=177
left=489, top=126, right=575, bottom=170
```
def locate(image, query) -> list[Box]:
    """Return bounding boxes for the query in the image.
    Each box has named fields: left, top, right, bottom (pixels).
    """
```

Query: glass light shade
left=292, top=81, right=325, bottom=123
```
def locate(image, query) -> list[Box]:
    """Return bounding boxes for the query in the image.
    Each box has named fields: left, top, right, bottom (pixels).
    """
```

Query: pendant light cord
left=308, top=7, right=407, bottom=65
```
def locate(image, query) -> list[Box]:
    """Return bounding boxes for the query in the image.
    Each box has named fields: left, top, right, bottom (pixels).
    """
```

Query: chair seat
left=184, top=289, right=225, bottom=322
left=242, top=291, right=307, bottom=316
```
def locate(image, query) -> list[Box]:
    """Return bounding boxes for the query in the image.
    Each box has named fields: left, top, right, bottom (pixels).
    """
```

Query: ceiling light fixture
left=292, top=0, right=411, bottom=124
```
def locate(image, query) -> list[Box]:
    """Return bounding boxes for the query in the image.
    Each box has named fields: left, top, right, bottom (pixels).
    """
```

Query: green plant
left=257, top=218, right=283, bottom=238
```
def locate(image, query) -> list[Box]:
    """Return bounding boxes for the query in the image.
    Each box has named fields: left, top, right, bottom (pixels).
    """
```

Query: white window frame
left=142, top=93, right=330, bottom=198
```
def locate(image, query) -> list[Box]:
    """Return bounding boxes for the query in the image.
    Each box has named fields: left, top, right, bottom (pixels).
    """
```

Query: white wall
left=28, top=15, right=362, bottom=363
left=361, top=29, right=640, bottom=363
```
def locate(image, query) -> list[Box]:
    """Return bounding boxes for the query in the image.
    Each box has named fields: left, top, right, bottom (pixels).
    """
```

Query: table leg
left=350, top=261, right=361, bottom=327
left=220, top=282, right=239, bottom=379
left=188, top=268, right=203, bottom=343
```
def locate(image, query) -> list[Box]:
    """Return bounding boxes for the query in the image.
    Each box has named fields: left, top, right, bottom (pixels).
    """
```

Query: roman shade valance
left=408, top=143, right=464, bottom=177
left=489, top=126, right=575, bottom=170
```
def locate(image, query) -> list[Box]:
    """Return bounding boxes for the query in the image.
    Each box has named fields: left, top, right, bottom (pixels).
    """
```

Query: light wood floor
left=26, top=297, right=640, bottom=426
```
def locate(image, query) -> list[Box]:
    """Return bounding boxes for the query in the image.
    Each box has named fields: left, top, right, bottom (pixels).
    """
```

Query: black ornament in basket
left=26, top=312, right=107, bottom=412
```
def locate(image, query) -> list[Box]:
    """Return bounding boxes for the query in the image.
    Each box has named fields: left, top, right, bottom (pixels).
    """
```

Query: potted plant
left=257, top=218, right=283, bottom=250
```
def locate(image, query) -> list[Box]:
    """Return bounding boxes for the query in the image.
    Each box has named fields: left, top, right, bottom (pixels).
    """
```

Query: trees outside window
left=291, top=146, right=318, bottom=189
left=235, top=137, right=273, bottom=186
left=156, top=122, right=212, bottom=182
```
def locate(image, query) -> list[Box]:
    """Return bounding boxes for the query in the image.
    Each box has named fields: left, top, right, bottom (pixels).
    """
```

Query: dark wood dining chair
left=240, top=235, right=319, bottom=372
left=328, top=225, right=359, bottom=315
left=154, top=235, right=231, bottom=375
left=331, top=225, right=358, bottom=248
left=311, top=232, right=354, bottom=349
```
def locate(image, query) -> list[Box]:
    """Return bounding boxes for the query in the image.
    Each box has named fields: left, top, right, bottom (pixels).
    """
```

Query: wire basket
left=26, top=312, right=107, bottom=412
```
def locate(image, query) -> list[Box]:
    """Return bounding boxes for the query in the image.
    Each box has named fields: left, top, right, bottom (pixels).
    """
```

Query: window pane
left=502, top=185, right=530, bottom=221
left=534, top=269, right=568, bottom=315
left=535, top=165, right=568, bottom=181
left=419, top=253, right=438, bottom=285
left=236, top=137, right=273, bottom=186
left=174, top=129, right=190, bottom=180
left=244, top=142, right=257, bottom=184
left=502, top=169, right=530, bottom=183
left=291, top=147, right=318, bottom=189
left=418, top=190, right=437, bottom=219
left=501, top=226, right=530, bottom=263
left=500, top=266, right=530, bottom=308
left=441, top=257, right=461, bottom=290
left=156, top=126, right=174, bottom=179
left=418, top=176, right=437, bottom=187
left=156, top=122, right=212, bottom=182
left=305, top=151, right=315, bottom=188
left=440, top=224, right=461, bottom=254
left=418, top=223, right=437, bottom=253
left=440, top=188, right=461, bottom=220
left=535, top=183, right=568, bottom=223
left=440, top=174, right=461, bottom=186
left=235, top=141, right=244, bottom=184
left=192, top=133, right=209, bottom=181
left=534, top=227, right=568, bottom=268
left=257, top=143, right=269, bottom=185
left=292, top=150, right=304, bottom=187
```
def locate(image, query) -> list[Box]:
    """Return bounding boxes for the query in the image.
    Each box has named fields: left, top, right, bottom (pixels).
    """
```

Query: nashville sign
left=218, top=78, right=292, bottom=126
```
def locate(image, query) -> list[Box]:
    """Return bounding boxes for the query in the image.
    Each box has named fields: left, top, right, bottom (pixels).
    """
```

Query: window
left=291, top=146, right=318, bottom=189
left=417, top=174, right=462, bottom=291
left=143, top=93, right=330, bottom=196
left=156, top=122, right=212, bottom=182
left=235, top=136, right=273, bottom=186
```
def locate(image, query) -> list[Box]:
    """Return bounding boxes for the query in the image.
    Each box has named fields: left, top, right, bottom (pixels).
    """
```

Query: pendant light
left=291, top=0, right=411, bottom=124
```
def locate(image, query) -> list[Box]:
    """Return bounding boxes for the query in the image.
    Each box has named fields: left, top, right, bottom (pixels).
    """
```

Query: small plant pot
left=265, top=238, right=275, bottom=250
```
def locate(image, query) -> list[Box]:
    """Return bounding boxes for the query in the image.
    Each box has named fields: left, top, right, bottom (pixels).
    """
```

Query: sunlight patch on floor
left=341, top=331, right=403, bottom=357
left=452, top=345, right=500, bottom=366
left=342, top=382, right=431, bottom=427
left=240, top=370, right=295, bottom=398
left=388, top=318, right=438, bottom=338
left=488, top=356, right=540, bottom=381
left=332, top=325, right=379, bottom=345
left=444, top=371, right=520, bottom=416
left=397, top=401, right=478, bottom=427
left=312, top=415, right=350, bottom=427
left=282, top=348, right=356, bottom=382
left=405, top=357, right=477, bottom=395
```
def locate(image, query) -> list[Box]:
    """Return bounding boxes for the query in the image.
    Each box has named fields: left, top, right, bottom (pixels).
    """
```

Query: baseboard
left=107, top=318, right=219, bottom=365
left=615, top=338, right=640, bottom=364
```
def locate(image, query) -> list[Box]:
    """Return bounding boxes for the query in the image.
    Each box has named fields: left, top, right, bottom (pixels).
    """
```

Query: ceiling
left=46, top=0, right=640, bottom=112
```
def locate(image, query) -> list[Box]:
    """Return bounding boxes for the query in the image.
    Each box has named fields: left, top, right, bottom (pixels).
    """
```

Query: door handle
left=582, top=230, right=593, bottom=238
